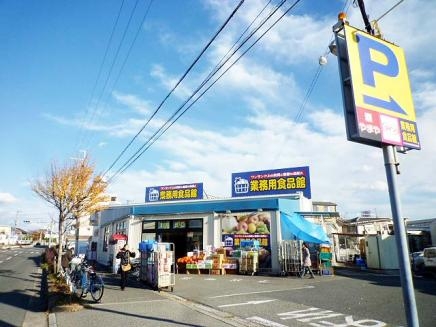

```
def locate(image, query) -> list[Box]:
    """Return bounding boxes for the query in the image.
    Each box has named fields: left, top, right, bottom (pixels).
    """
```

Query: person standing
left=301, top=242, right=315, bottom=278
left=116, top=244, right=136, bottom=290
left=61, top=247, right=73, bottom=273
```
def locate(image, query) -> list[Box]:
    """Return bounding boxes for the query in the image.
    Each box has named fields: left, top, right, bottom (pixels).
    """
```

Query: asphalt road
left=0, top=246, right=47, bottom=327
left=170, top=269, right=436, bottom=327
left=2, top=249, right=434, bottom=327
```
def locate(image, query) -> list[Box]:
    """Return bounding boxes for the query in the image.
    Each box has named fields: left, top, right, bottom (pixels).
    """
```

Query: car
left=410, top=251, right=424, bottom=273
left=422, top=247, right=436, bottom=270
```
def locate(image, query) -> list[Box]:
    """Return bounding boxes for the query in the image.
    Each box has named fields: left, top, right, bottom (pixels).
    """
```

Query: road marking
left=0, top=261, right=3, bottom=264
left=247, top=316, right=288, bottom=327
left=179, top=277, right=192, bottom=280
left=230, top=278, right=242, bottom=282
left=209, top=286, right=314, bottom=299
left=258, top=280, right=271, bottom=283
left=218, top=299, right=276, bottom=308
left=278, top=307, right=388, bottom=326
left=204, top=278, right=216, bottom=281
left=279, top=307, right=343, bottom=322
left=6, top=256, right=12, bottom=260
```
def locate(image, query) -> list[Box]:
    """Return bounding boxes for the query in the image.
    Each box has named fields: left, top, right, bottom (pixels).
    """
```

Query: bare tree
left=31, top=156, right=108, bottom=273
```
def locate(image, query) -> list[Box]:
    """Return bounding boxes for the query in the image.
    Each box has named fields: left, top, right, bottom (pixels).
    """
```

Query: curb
left=158, top=291, right=263, bottom=327
left=48, top=313, right=57, bottom=327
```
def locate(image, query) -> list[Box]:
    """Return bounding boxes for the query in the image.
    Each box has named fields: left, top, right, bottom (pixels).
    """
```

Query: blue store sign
left=231, top=167, right=311, bottom=199
left=145, top=183, right=203, bottom=202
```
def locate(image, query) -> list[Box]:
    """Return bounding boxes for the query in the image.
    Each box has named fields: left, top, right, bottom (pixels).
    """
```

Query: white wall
left=365, top=234, right=399, bottom=270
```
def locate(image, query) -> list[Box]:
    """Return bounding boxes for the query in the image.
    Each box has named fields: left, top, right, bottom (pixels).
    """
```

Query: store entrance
left=142, top=218, right=204, bottom=261
left=161, top=232, right=187, bottom=259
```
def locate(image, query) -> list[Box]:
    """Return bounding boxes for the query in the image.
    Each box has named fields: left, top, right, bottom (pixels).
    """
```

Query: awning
left=280, top=211, right=331, bottom=244
left=110, top=233, right=128, bottom=241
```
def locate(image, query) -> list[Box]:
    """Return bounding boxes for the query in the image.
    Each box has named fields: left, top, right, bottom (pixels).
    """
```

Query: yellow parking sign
left=342, top=24, right=420, bottom=149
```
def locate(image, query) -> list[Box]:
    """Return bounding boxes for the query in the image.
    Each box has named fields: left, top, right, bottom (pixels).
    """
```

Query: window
left=189, top=219, right=202, bottom=229
left=142, top=221, right=156, bottom=231
left=173, top=221, right=186, bottom=229
left=103, top=226, right=110, bottom=252
left=157, top=221, right=170, bottom=229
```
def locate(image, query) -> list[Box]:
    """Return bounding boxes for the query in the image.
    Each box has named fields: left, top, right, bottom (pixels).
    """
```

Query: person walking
left=116, top=244, right=136, bottom=290
left=300, top=242, right=315, bottom=278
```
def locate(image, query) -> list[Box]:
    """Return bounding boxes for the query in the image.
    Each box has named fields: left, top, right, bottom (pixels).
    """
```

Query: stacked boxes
left=212, top=254, right=224, bottom=269
left=210, top=268, right=226, bottom=275
left=319, top=251, right=334, bottom=276
left=239, top=251, right=258, bottom=274
left=222, top=257, right=238, bottom=270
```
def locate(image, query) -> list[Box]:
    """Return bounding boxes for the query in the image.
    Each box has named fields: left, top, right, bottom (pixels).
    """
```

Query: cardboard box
left=210, top=268, right=225, bottom=275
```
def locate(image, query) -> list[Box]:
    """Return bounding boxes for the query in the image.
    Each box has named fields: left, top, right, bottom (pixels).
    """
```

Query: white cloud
left=0, top=192, right=17, bottom=204
left=27, top=1, right=436, bottom=222
left=112, top=91, right=153, bottom=115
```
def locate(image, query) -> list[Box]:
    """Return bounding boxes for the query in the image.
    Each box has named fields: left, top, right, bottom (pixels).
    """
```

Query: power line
left=107, top=0, right=302, bottom=182
left=88, top=0, right=142, bottom=132
left=287, top=0, right=353, bottom=125
left=272, top=0, right=353, bottom=163
left=84, top=0, right=155, bottom=152
left=108, top=0, right=291, bottom=180
left=75, top=0, right=126, bottom=151
left=103, top=0, right=246, bottom=178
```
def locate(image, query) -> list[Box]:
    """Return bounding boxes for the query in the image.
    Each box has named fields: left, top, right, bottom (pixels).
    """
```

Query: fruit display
left=221, top=212, right=271, bottom=234
left=177, top=252, right=205, bottom=265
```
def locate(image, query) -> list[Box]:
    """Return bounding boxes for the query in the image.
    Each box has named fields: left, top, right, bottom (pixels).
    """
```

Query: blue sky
left=1, top=0, right=435, bottom=230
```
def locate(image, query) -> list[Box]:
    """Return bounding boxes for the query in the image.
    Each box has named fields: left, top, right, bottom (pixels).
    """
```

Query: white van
left=422, top=247, right=436, bottom=270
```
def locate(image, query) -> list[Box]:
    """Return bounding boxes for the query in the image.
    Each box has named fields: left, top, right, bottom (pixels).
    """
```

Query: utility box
left=365, top=234, right=399, bottom=270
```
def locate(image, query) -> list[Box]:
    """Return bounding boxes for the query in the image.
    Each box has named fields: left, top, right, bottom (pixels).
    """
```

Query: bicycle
left=71, top=260, right=104, bottom=302
left=129, top=258, right=140, bottom=281
left=57, top=266, right=74, bottom=293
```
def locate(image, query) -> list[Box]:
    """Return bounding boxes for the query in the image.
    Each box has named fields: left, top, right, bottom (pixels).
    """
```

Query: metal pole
left=383, top=145, right=419, bottom=327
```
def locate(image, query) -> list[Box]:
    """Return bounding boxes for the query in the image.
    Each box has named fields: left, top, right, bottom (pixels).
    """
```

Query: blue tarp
left=280, top=211, right=331, bottom=244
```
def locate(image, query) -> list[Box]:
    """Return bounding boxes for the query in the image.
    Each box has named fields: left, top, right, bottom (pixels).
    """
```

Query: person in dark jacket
left=116, top=244, right=136, bottom=290
left=61, top=247, right=73, bottom=273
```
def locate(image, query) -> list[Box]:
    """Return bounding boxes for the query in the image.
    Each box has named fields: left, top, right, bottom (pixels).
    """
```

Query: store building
left=91, top=193, right=334, bottom=275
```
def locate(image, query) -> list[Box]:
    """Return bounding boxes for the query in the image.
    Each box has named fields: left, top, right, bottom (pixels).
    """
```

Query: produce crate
left=210, top=268, right=226, bottom=275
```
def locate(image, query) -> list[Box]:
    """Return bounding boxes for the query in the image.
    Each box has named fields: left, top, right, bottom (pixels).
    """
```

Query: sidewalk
left=48, top=269, right=256, bottom=327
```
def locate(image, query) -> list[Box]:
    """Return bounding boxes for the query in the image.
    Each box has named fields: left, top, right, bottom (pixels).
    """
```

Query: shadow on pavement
left=0, top=319, right=17, bottom=327
left=79, top=305, right=205, bottom=327
left=335, top=267, right=436, bottom=296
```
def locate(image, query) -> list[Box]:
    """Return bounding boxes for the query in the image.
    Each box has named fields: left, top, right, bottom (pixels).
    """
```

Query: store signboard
left=231, top=166, right=311, bottom=199
left=336, top=24, right=420, bottom=149
left=221, top=211, right=272, bottom=269
left=145, top=183, right=203, bottom=202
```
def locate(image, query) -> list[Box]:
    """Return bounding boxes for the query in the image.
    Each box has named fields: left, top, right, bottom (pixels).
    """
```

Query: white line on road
left=209, top=286, right=314, bottom=299
left=247, top=316, right=288, bottom=327
left=6, top=256, right=12, bottom=260
left=218, top=299, right=276, bottom=308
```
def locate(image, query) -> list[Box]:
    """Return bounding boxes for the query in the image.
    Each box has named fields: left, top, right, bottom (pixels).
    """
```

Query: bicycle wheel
left=73, top=277, right=84, bottom=298
left=89, top=275, right=104, bottom=302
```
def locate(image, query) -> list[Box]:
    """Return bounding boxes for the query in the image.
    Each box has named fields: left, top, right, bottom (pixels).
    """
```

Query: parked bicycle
left=69, top=258, right=104, bottom=302
left=129, top=258, right=140, bottom=281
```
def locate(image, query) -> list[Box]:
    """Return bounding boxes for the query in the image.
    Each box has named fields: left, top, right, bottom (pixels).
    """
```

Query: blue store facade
left=93, top=193, right=330, bottom=275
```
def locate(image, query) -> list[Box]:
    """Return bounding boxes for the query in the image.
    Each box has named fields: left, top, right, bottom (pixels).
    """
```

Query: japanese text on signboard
left=145, top=183, right=203, bottom=202
left=339, top=24, right=420, bottom=149
left=232, top=167, right=311, bottom=199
